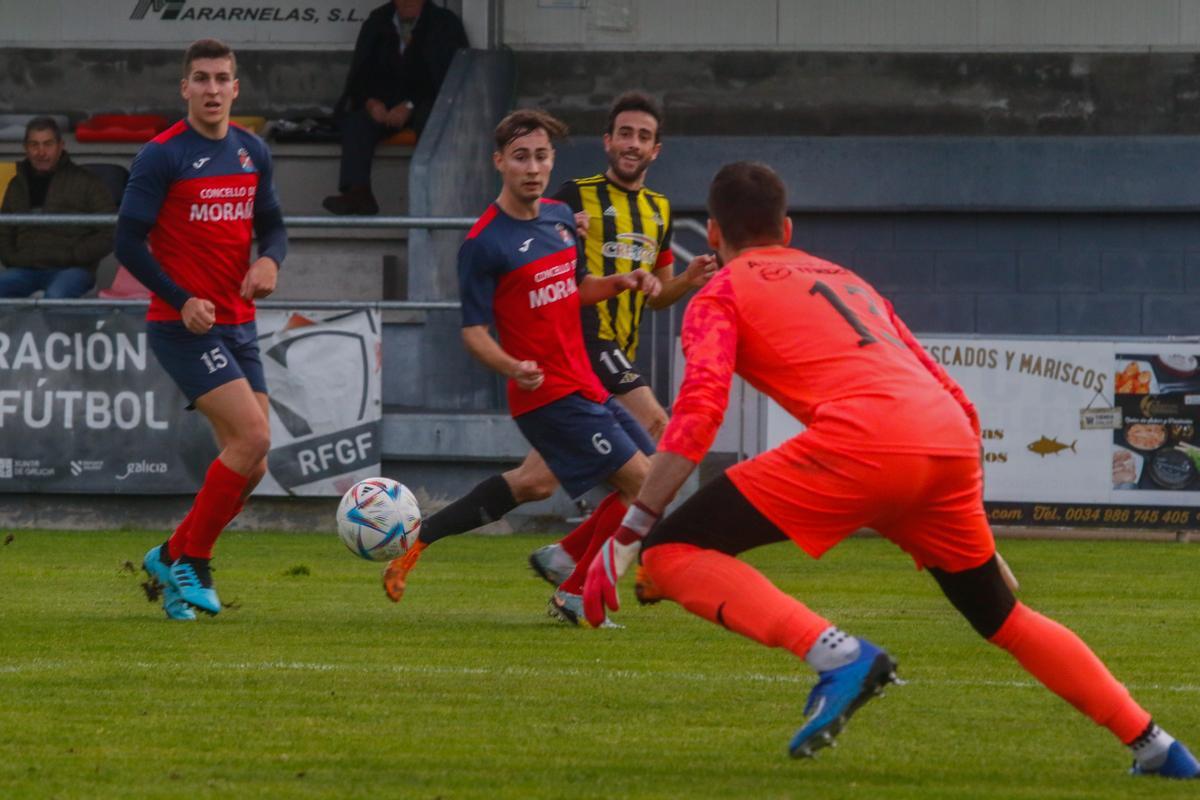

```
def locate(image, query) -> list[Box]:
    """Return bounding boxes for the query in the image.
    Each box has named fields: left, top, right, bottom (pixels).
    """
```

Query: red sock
left=166, top=510, right=194, bottom=561
left=556, top=493, right=621, bottom=562
left=641, top=542, right=831, bottom=659
left=181, top=458, right=250, bottom=560
left=989, top=602, right=1151, bottom=743
left=557, top=492, right=626, bottom=594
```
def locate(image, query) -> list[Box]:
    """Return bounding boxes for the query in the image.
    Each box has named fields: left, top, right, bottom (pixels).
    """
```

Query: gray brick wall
left=798, top=212, right=1200, bottom=336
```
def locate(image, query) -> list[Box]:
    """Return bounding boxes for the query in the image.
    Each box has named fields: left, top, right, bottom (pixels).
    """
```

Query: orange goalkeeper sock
left=989, top=601, right=1151, bottom=744
left=557, top=492, right=626, bottom=594
left=640, top=543, right=831, bottom=659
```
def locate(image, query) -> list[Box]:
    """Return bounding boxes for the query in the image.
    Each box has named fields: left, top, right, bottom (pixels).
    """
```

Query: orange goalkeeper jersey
left=660, top=246, right=981, bottom=463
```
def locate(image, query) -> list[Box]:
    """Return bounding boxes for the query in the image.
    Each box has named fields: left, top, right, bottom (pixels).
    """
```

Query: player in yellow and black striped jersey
left=551, top=92, right=716, bottom=441
left=553, top=175, right=670, bottom=392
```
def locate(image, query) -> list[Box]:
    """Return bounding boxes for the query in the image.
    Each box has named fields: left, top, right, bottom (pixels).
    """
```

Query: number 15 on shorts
left=201, top=347, right=229, bottom=374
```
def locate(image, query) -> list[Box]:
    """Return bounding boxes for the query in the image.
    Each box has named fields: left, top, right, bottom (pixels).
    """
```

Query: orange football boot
left=382, top=540, right=427, bottom=603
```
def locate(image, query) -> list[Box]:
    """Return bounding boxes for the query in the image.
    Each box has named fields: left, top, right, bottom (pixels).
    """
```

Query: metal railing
left=0, top=211, right=694, bottom=423
left=0, top=298, right=460, bottom=310
left=0, top=214, right=476, bottom=229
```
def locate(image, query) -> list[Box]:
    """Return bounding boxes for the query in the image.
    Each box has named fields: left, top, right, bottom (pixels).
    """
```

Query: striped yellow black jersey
left=553, top=174, right=674, bottom=360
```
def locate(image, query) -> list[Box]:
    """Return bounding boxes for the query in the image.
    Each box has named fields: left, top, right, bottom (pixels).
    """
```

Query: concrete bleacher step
left=0, top=137, right=413, bottom=217
left=268, top=142, right=412, bottom=216
left=2, top=136, right=414, bottom=303
left=90, top=227, right=409, bottom=304
left=278, top=226, right=408, bottom=302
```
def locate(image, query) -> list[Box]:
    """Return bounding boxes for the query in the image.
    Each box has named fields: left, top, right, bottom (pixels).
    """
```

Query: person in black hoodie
left=323, top=0, right=468, bottom=215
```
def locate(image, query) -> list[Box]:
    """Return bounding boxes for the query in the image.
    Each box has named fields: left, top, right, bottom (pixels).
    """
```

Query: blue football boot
left=169, top=556, right=221, bottom=616
left=789, top=639, right=898, bottom=758
left=142, top=543, right=195, bottom=621
left=1131, top=741, right=1200, bottom=779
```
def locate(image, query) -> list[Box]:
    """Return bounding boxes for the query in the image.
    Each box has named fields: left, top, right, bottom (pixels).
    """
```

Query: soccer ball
left=336, top=477, right=422, bottom=562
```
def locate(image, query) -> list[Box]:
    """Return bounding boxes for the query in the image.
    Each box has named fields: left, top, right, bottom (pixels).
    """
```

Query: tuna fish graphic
left=1027, top=436, right=1077, bottom=457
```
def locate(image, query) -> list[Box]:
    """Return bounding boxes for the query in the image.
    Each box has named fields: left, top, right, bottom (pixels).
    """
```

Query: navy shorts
left=515, top=393, right=654, bottom=499
left=147, top=320, right=267, bottom=406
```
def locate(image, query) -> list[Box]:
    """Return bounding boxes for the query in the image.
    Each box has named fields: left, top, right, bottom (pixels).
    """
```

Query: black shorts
left=586, top=338, right=646, bottom=395
left=643, top=473, right=788, bottom=557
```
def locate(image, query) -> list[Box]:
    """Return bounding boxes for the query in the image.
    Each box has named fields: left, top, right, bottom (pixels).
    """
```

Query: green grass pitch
left=1, top=530, right=1199, bottom=799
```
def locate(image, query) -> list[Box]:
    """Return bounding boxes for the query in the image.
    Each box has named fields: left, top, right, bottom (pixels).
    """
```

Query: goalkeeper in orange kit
left=581, top=161, right=1198, bottom=777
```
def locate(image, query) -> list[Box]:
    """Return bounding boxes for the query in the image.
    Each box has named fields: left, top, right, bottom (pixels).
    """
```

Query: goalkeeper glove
left=582, top=501, right=660, bottom=627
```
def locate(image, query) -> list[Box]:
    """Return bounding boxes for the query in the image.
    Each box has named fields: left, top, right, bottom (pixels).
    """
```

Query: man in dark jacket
left=0, top=117, right=115, bottom=298
left=322, top=0, right=468, bottom=215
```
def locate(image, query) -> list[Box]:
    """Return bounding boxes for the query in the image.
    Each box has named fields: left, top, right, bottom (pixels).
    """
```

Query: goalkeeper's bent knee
left=929, top=554, right=1017, bottom=639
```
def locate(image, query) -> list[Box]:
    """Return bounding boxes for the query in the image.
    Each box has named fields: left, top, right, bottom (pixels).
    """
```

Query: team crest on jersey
left=237, top=147, right=255, bottom=173
left=554, top=223, right=574, bottom=246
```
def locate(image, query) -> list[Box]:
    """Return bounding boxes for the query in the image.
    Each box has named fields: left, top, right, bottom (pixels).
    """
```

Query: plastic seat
left=75, top=114, right=169, bottom=143
left=98, top=266, right=151, bottom=299
left=381, top=129, right=417, bottom=146
left=0, top=161, right=16, bottom=198
left=81, top=163, right=129, bottom=206
left=231, top=116, right=267, bottom=134
left=83, top=164, right=137, bottom=300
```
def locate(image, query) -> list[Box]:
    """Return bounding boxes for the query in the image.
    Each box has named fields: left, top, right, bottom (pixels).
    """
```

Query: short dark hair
left=183, top=38, right=237, bottom=78
left=707, top=161, right=788, bottom=250
left=24, top=116, right=62, bottom=143
left=606, top=91, right=663, bottom=141
left=493, top=109, right=568, bottom=152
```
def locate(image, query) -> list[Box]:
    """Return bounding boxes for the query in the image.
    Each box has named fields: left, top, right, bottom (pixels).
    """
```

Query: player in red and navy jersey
left=580, top=161, right=1199, bottom=777
left=115, top=39, right=287, bottom=621
left=383, top=94, right=719, bottom=617
left=382, top=110, right=660, bottom=625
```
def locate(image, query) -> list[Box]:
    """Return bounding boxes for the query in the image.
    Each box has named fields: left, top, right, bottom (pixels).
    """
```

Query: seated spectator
left=323, top=0, right=468, bottom=215
left=0, top=117, right=116, bottom=298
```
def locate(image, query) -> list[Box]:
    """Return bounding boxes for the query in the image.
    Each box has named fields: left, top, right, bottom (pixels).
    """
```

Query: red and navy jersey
left=458, top=199, right=608, bottom=417
left=119, top=119, right=281, bottom=325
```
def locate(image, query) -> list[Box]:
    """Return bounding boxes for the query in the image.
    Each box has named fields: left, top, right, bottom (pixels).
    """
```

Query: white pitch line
left=3, top=658, right=1200, bottom=694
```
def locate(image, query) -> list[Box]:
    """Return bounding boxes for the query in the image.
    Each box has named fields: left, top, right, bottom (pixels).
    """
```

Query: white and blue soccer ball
left=336, top=477, right=422, bottom=562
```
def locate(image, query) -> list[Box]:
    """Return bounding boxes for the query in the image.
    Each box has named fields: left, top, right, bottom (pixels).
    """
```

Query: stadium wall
left=503, top=0, right=1200, bottom=51
left=516, top=50, right=1200, bottom=137
left=408, top=48, right=516, bottom=302
left=0, top=48, right=350, bottom=119
left=550, top=135, right=1200, bottom=337
left=0, top=0, right=476, bottom=49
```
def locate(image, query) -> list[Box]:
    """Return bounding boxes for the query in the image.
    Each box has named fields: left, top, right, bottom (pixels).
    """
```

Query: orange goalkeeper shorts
left=726, top=437, right=995, bottom=572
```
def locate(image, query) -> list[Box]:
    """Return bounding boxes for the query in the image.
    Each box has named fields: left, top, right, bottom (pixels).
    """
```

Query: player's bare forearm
left=461, top=325, right=516, bottom=375
left=577, top=273, right=622, bottom=305
left=461, top=326, right=545, bottom=391
left=648, top=273, right=695, bottom=309
left=578, top=272, right=661, bottom=305
left=648, top=254, right=718, bottom=309
left=637, top=451, right=698, bottom=514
